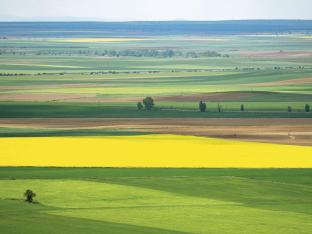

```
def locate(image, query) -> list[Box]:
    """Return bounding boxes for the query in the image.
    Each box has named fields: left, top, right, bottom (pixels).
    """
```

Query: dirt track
left=1, top=118, right=312, bottom=146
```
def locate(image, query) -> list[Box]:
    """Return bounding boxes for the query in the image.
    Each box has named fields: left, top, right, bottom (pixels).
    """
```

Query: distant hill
left=0, top=20, right=311, bottom=37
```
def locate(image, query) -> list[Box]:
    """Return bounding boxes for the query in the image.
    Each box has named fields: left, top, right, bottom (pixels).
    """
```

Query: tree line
left=137, top=98, right=311, bottom=113
left=199, top=101, right=311, bottom=113
left=0, top=48, right=229, bottom=58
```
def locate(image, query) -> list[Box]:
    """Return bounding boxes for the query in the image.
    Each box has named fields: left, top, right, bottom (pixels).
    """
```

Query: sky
left=0, top=0, right=311, bottom=21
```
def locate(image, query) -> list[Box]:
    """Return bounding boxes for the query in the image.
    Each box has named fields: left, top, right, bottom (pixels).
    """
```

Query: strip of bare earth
left=0, top=118, right=312, bottom=146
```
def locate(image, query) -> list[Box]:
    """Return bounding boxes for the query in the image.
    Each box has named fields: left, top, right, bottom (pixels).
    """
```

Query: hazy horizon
left=1, top=18, right=312, bottom=22
left=0, top=0, right=311, bottom=22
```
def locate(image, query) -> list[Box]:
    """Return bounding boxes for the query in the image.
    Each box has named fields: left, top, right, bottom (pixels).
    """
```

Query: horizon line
left=0, top=19, right=312, bottom=23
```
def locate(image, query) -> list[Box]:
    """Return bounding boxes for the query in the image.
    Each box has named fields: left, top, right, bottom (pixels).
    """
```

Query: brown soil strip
left=0, top=93, right=96, bottom=102
left=0, top=83, right=112, bottom=91
left=155, top=92, right=257, bottom=102
left=1, top=118, right=312, bottom=146
left=0, top=91, right=259, bottom=103
left=241, top=51, right=312, bottom=59
left=65, top=97, right=142, bottom=103
left=0, top=93, right=141, bottom=102
left=248, top=77, right=312, bottom=87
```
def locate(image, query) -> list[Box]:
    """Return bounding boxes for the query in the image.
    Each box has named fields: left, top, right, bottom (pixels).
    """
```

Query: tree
left=143, top=97, right=154, bottom=111
left=240, top=104, right=245, bottom=112
left=305, top=104, right=310, bottom=113
left=217, top=104, right=222, bottom=113
left=137, top=102, right=143, bottom=110
left=199, top=101, right=207, bottom=113
left=288, top=106, right=292, bottom=113
left=24, top=189, right=36, bottom=203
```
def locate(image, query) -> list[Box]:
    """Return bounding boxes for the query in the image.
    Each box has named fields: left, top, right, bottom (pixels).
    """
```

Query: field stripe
left=1, top=134, right=312, bottom=168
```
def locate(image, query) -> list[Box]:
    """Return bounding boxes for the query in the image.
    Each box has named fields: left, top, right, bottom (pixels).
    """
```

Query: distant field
left=0, top=31, right=311, bottom=145
left=0, top=34, right=312, bottom=144
left=55, top=38, right=149, bottom=43
left=1, top=21, right=311, bottom=37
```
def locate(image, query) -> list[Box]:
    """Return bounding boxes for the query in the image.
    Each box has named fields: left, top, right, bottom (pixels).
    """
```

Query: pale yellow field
left=56, top=38, right=148, bottom=43
left=1, top=135, right=312, bottom=168
left=0, top=63, right=86, bottom=68
left=297, top=36, right=312, bottom=39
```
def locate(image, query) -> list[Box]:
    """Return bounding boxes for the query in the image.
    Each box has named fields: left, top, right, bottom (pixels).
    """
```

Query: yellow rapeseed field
left=1, top=135, right=312, bottom=168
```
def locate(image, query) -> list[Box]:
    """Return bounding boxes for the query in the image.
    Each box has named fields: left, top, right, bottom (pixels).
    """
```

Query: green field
left=0, top=168, right=312, bottom=234
left=1, top=35, right=312, bottom=119
left=1, top=101, right=312, bottom=118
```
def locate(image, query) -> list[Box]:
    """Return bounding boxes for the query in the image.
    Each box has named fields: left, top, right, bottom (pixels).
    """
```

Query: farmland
left=1, top=135, right=312, bottom=167
left=0, top=28, right=312, bottom=144
left=0, top=21, right=312, bottom=233
left=1, top=168, right=312, bottom=233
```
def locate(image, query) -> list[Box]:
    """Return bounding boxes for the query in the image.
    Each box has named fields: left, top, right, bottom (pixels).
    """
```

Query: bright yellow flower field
left=1, top=135, right=312, bottom=168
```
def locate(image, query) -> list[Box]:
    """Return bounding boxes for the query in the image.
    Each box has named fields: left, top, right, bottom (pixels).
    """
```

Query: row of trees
left=138, top=98, right=311, bottom=113
left=200, top=101, right=225, bottom=113
left=0, top=48, right=228, bottom=58
left=288, top=104, right=310, bottom=113
left=199, top=101, right=310, bottom=113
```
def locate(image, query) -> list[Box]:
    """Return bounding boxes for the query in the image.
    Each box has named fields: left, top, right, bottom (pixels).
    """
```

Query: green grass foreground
left=0, top=168, right=312, bottom=233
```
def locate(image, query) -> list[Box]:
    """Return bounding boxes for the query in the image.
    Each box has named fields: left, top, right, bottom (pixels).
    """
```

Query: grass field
left=0, top=168, right=312, bottom=234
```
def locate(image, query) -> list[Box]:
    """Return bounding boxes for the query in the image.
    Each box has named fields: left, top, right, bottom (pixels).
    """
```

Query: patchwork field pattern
left=1, top=22, right=312, bottom=233
left=0, top=32, right=312, bottom=154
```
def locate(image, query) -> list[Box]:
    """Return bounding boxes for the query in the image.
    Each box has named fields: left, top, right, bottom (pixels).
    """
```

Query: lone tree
left=240, top=104, right=245, bottom=112
left=199, top=101, right=207, bottom=113
left=137, top=102, right=143, bottom=110
left=143, top=97, right=154, bottom=110
left=217, top=104, right=222, bottom=113
left=305, top=104, right=310, bottom=113
left=288, top=106, right=292, bottom=113
left=24, top=189, right=36, bottom=203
